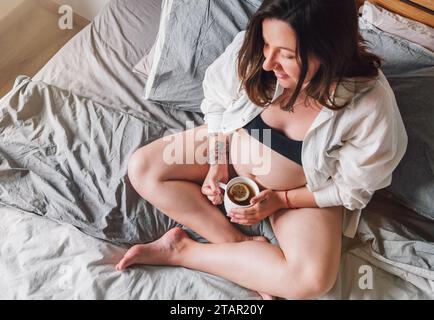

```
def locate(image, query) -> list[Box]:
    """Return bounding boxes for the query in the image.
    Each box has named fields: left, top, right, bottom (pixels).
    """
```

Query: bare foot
left=248, top=236, right=275, bottom=300
left=116, top=227, right=190, bottom=271
left=248, top=235, right=269, bottom=242
left=116, top=230, right=275, bottom=299
left=258, top=291, right=275, bottom=300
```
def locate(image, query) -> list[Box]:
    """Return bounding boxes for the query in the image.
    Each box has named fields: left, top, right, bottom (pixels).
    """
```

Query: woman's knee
left=278, top=261, right=338, bottom=299
left=127, top=147, right=158, bottom=189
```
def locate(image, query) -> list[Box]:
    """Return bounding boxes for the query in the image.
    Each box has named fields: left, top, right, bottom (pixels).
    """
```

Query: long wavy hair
left=237, top=0, right=381, bottom=111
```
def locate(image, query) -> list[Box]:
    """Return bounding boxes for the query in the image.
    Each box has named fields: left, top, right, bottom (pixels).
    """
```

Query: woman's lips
left=274, top=72, right=289, bottom=79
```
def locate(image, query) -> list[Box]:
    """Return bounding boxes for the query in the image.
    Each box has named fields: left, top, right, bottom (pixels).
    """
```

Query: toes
left=116, top=249, right=138, bottom=271
left=258, top=291, right=275, bottom=300
left=116, top=258, right=129, bottom=271
left=251, top=236, right=269, bottom=243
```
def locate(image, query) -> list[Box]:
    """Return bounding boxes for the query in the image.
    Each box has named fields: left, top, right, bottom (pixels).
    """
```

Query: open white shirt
left=200, top=31, right=408, bottom=238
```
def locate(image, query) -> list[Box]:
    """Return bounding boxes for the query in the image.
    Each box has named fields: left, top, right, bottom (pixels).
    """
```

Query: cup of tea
left=218, top=176, right=260, bottom=215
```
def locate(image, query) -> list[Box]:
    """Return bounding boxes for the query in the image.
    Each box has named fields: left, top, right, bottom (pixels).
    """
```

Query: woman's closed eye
left=281, top=53, right=294, bottom=60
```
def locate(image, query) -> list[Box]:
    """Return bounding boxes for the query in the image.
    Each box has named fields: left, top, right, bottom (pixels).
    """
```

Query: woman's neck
left=278, top=89, right=320, bottom=111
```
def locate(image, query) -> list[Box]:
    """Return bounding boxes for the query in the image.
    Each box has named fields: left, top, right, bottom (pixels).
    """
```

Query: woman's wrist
left=277, top=190, right=297, bottom=209
left=276, top=191, right=288, bottom=209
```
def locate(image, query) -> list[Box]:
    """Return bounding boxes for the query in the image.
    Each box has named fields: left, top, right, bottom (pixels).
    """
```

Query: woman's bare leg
left=116, top=206, right=343, bottom=299
left=128, top=124, right=255, bottom=244
left=116, top=227, right=287, bottom=296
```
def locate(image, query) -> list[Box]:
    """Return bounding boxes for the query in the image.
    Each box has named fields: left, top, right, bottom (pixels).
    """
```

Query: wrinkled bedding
left=0, top=75, right=169, bottom=244
left=0, top=0, right=270, bottom=299
left=1, top=0, right=434, bottom=299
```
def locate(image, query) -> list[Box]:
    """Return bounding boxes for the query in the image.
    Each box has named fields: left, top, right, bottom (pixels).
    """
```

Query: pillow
left=359, top=18, right=434, bottom=220
left=133, top=43, right=156, bottom=79
left=143, top=0, right=262, bottom=112
left=361, top=1, right=434, bottom=52
left=133, top=0, right=171, bottom=80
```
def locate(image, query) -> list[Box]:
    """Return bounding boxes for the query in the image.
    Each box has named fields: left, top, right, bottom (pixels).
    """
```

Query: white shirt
left=200, top=31, right=408, bottom=238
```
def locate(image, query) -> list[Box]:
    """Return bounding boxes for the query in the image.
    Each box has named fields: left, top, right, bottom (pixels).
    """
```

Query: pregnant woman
left=116, top=0, right=407, bottom=299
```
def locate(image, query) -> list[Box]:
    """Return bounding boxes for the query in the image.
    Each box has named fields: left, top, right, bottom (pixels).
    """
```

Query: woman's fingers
left=201, top=185, right=220, bottom=205
left=202, top=185, right=219, bottom=196
left=230, top=207, right=256, bottom=216
left=230, top=218, right=255, bottom=225
left=201, top=185, right=211, bottom=195
left=204, top=185, right=217, bottom=195
left=211, top=195, right=223, bottom=205
left=250, top=191, right=269, bottom=205
left=231, top=213, right=254, bottom=219
left=209, top=179, right=223, bottom=196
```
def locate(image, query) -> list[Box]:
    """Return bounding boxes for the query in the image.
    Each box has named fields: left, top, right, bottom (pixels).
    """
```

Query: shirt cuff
left=312, top=179, right=342, bottom=208
left=204, top=113, right=223, bottom=134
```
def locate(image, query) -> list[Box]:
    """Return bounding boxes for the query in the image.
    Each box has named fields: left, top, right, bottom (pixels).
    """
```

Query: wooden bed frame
left=356, top=0, right=434, bottom=28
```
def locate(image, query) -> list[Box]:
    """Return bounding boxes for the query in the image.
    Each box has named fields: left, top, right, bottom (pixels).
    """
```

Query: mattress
left=1, top=0, right=433, bottom=299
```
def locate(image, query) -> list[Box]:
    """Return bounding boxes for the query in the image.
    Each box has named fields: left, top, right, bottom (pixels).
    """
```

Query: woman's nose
left=263, top=54, right=277, bottom=72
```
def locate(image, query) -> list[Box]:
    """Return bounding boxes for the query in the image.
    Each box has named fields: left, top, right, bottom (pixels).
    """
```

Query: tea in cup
left=218, top=176, right=260, bottom=215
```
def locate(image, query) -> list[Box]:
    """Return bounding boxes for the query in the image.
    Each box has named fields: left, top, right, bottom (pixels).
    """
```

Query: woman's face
left=262, top=18, right=319, bottom=90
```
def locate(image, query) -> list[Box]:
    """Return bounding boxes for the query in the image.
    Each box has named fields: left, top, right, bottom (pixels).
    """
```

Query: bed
left=0, top=0, right=433, bottom=299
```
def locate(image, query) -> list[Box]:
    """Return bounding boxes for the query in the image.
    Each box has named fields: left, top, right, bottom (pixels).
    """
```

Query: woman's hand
left=201, top=164, right=229, bottom=206
left=228, top=189, right=286, bottom=225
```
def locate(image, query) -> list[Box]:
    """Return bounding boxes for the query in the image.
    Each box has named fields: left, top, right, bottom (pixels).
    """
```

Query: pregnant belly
left=229, top=129, right=307, bottom=191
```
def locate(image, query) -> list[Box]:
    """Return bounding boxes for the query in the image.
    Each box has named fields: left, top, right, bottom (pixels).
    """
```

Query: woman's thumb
left=251, top=191, right=265, bottom=204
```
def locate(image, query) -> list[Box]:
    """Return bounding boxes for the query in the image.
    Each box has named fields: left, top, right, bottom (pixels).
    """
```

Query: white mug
left=218, top=176, right=260, bottom=215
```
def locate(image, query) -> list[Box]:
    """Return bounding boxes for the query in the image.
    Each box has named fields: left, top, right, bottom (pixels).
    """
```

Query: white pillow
left=361, top=1, right=434, bottom=52
left=133, top=43, right=156, bottom=79
left=133, top=0, right=173, bottom=82
left=145, top=0, right=173, bottom=98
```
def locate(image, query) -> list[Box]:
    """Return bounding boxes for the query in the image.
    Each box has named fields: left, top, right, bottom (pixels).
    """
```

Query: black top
left=242, top=113, right=303, bottom=166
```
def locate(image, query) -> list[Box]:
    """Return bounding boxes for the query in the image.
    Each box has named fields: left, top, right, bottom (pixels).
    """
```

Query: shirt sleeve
left=200, top=31, right=246, bottom=134
left=312, top=82, right=408, bottom=210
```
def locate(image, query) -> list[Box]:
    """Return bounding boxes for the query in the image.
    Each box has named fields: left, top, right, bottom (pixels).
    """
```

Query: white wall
left=0, top=0, right=27, bottom=20
left=51, top=0, right=110, bottom=20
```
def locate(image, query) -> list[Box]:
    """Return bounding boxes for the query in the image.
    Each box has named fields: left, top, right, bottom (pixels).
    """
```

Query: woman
left=116, top=0, right=407, bottom=299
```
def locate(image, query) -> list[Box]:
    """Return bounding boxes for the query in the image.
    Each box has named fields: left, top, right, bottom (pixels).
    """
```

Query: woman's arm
left=229, top=187, right=318, bottom=225
left=207, top=132, right=230, bottom=166
left=309, top=83, right=408, bottom=211
left=202, top=132, right=231, bottom=206
left=200, top=31, right=246, bottom=134
left=280, top=187, right=318, bottom=209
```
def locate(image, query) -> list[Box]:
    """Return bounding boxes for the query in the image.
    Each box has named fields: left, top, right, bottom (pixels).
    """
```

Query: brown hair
left=237, top=0, right=381, bottom=111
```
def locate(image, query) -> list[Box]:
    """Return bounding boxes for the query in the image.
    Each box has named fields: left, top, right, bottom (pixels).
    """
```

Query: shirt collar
left=271, top=81, right=284, bottom=103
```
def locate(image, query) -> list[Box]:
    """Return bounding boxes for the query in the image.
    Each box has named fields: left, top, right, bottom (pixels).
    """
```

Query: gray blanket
left=0, top=76, right=169, bottom=245
left=0, top=75, right=273, bottom=246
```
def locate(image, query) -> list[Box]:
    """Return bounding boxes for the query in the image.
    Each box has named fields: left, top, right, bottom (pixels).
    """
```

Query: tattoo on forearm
left=208, top=138, right=229, bottom=165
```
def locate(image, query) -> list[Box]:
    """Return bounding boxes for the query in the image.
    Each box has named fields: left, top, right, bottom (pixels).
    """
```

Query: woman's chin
left=277, top=77, right=292, bottom=88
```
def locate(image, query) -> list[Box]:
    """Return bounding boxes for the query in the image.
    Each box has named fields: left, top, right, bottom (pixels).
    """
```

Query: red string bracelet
left=284, top=191, right=297, bottom=209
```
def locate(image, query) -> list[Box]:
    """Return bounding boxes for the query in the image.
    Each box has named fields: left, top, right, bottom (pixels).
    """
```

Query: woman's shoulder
left=232, top=30, right=246, bottom=46
left=220, top=30, right=247, bottom=57
left=347, top=70, right=398, bottom=115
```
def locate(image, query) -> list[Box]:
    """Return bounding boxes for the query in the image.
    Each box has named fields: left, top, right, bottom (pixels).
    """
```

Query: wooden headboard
left=356, top=0, right=434, bottom=28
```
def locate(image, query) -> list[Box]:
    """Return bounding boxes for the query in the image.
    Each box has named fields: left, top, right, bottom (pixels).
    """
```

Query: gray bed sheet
left=1, top=0, right=433, bottom=299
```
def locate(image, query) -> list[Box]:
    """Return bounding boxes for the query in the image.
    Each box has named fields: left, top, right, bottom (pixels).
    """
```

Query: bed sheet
left=0, top=0, right=258, bottom=300
left=1, top=0, right=433, bottom=300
